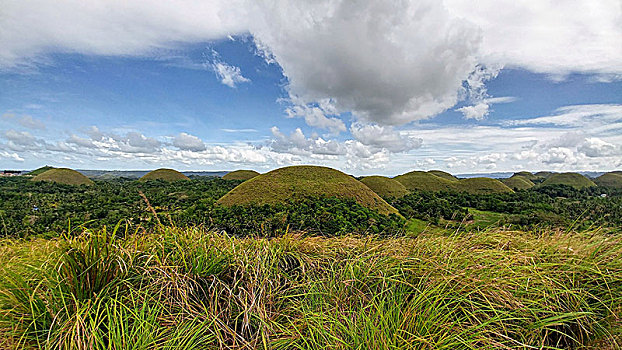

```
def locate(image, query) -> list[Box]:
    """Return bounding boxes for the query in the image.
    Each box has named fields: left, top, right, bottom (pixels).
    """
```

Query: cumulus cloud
left=578, top=137, right=620, bottom=157
left=284, top=98, right=346, bottom=134
left=0, top=150, right=24, bottom=162
left=1, top=113, right=46, bottom=130
left=457, top=96, right=517, bottom=120
left=350, top=124, right=422, bottom=153
left=212, top=61, right=250, bottom=88
left=173, top=132, right=206, bottom=151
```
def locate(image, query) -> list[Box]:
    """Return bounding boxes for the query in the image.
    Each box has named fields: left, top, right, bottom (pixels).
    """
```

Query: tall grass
left=0, top=226, right=620, bottom=349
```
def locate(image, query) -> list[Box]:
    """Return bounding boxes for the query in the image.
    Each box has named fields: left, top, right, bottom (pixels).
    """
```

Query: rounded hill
left=360, top=176, right=410, bottom=198
left=427, top=170, right=457, bottom=181
left=502, top=176, right=535, bottom=190
left=32, top=168, right=94, bottom=186
left=594, top=172, right=622, bottom=188
left=512, top=171, right=538, bottom=181
left=139, top=169, right=189, bottom=182
left=540, top=173, right=595, bottom=189
left=456, top=178, right=513, bottom=194
left=28, top=166, right=55, bottom=176
left=394, top=171, right=457, bottom=192
left=222, top=170, right=260, bottom=181
left=217, top=166, right=399, bottom=216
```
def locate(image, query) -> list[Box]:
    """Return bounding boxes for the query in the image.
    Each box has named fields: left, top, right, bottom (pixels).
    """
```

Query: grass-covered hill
left=27, top=165, right=55, bottom=176
left=360, top=176, right=410, bottom=198
left=222, top=169, right=260, bottom=181
left=217, top=165, right=399, bottom=215
left=139, top=168, right=190, bottom=182
left=594, top=172, right=622, bottom=188
left=512, top=171, right=539, bottom=181
left=535, top=171, right=556, bottom=179
left=427, top=170, right=458, bottom=181
left=541, top=172, right=596, bottom=189
left=31, top=168, right=94, bottom=186
left=394, top=171, right=457, bottom=192
left=456, top=177, right=514, bottom=194
left=502, top=175, right=535, bottom=190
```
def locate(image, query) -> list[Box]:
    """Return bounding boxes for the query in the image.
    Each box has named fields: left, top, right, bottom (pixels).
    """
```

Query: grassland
left=595, top=172, right=622, bottom=188
left=223, top=170, right=260, bottom=181
left=394, top=171, right=457, bottom=192
left=31, top=168, right=94, bottom=186
left=27, top=166, right=55, bottom=176
left=502, top=175, right=536, bottom=190
left=360, top=176, right=410, bottom=198
left=541, top=172, right=596, bottom=189
left=0, top=225, right=620, bottom=349
left=217, top=166, right=399, bottom=215
left=139, top=168, right=190, bottom=182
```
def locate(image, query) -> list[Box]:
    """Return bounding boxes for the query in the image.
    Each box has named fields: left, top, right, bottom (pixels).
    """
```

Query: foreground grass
left=0, top=227, right=620, bottom=349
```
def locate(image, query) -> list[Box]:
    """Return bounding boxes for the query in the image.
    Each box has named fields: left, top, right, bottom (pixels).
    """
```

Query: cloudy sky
left=0, top=0, right=621, bottom=175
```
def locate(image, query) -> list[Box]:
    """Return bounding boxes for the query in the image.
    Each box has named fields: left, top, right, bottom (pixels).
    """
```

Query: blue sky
left=1, top=1, right=621, bottom=175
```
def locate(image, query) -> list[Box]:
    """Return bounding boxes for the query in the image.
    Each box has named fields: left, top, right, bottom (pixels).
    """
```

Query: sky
left=0, top=0, right=621, bottom=175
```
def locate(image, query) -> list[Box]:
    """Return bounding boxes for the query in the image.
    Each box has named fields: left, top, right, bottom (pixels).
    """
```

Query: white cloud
left=578, top=137, right=620, bottom=157
left=173, top=132, right=207, bottom=152
left=457, top=96, right=517, bottom=120
left=284, top=98, right=346, bottom=134
left=212, top=61, right=250, bottom=88
left=1, top=113, right=46, bottom=130
left=350, top=123, right=422, bottom=152
left=506, top=104, right=622, bottom=127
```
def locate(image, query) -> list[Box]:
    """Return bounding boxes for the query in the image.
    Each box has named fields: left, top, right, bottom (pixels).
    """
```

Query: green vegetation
left=535, top=171, right=555, bottom=179
left=512, top=171, right=538, bottom=181
left=1, top=226, right=620, bottom=349
left=541, top=172, right=596, bottom=189
left=139, top=168, right=190, bottom=181
left=394, top=171, right=456, bottom=192
left=502, top=175, right=535, bottom=190
left=217, top=166, right=399, bottom=216
left=360, top=175, right=410, bottom=198
left=456, top=177, right=513, bottom=194
left=595, top=172, right=622, bottom=188
left=427, top=170, right=457, bottom=181
left=222, top=169, right=260, bottom=181
left=26, top=165, right=55, bottom=176
left=31, top=168, right=94, bottom=186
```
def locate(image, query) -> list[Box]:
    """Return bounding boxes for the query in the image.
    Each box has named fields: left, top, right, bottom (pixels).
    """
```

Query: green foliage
left=541, top=172, right=596, bottom=189
left=139, top=168, right=189, bottom=182
left=594, top=172, right=622, bottom=188
left=502, top=175, right=535, bottom=190
left=222, top=169, right=260, bottom=181
left=27, top=166, right=55, bottom=176
left=457, top=177, right=514, bottom=194
left=1, top=227, right=621, bottom=349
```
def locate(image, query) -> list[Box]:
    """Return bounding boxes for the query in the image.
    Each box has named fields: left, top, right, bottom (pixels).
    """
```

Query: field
left=1, top=226, right=620, bottom=349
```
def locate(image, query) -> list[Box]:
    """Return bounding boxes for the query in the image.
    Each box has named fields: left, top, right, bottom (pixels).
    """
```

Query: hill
left=217, top=166, right=398, bottom=215
left=594, top=172, right=622, bottom=188
left=456, top=177, right=514, bottom=194
left=502, top=176, right=535, bottom=190
left=27, top=166, right=55, bottom=176
left=427, top=170, right=458, bottom=181
left=512, top=171, right=538, bottom=181
left=534, top=171, right=556, bottom=179
left=394, top=171, right=457, bottom=192
left=139, top=168, right=190, bottom=182
left=541, top=173, right=596, bottom=189
left=360, top=176, right=410, bottom=198
left=222, top=170, right=260, bottom=181
left=31, top=168, right=94, bottom=186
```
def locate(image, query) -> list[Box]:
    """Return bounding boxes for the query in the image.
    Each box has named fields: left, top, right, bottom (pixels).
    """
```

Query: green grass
left=594, top=172, right=622, bottom=188
left=31, top=168, right=94, bottom=186
left=427, top=170, right=458, bottom=181
left=541, top=173, right=596, bottom=189
left=217, top=165, right=399, bottom=216
left=456, top=177, right=514, bottom=194
left=360, top=176, right=410, bottom=198
left=27, top=166, right=55, bottom=176
left=0, top=226, right=620, bottom=349
left=467, top=209, right=506, bottom=229
left=394, top=171, right=457, bottom=192
left=139, top=168, right=190, bottom=182
left=223, top=170, right=260, bottom=181
left=502, top=175, right=536, bottom=190
left=512, top=171, right=539, bottom=181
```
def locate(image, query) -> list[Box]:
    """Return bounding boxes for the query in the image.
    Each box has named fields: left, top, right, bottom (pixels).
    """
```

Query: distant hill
left=534, top=171, right=556, bottom=179
left=594, top=172, right=622, bottom=188
left=427, top=170, right=457, bottom=181
left=541, top=173, right=596, bottom=189
left=360, top=176, right=410, bottom=198
left=456, top=178, right=514, bottom=194
left=394, top=171, right=456, bottom=192
left=27, top=166, right=55, bottom=176
left=502, top=176, right=535, bottom=190
left=139, top=169, right=190, bottom=182
left=222, top=170, right=260, bottom=181
left=512, top=171, right=538, bottom=181
left=217, top=165, right=399, bottom=216
left=32, top=168, right=94, bottom=186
